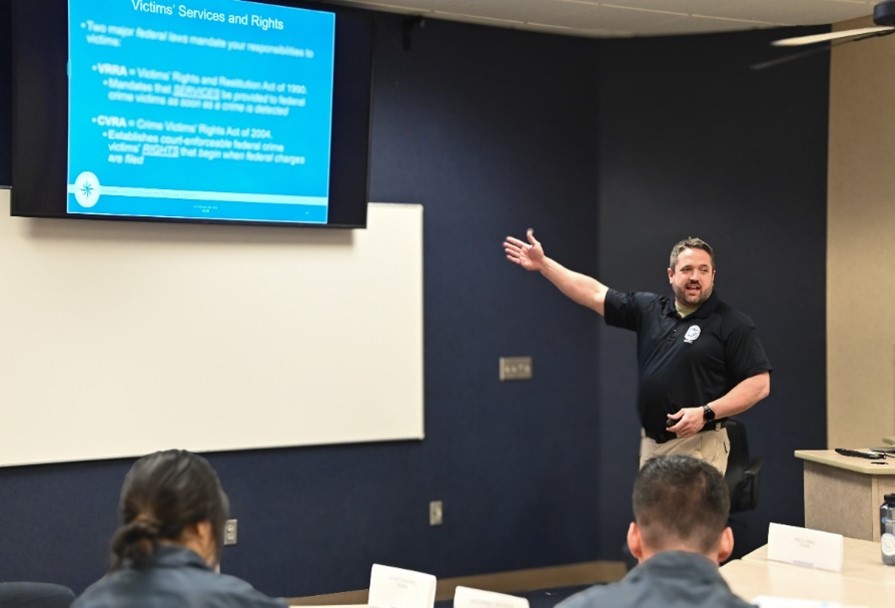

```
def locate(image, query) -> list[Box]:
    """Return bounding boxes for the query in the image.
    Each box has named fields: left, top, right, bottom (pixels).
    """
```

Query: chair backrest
left=724, top=418, right=762, bottom=513
left=0, top=582, right=75, bottom=608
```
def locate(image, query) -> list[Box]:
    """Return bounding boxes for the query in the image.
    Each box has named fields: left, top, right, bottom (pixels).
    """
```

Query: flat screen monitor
left=10, top=0, right=373, bottom=228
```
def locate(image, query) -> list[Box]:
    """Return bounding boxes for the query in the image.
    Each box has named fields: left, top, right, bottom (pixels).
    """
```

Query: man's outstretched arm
left=504, top=228, right=609, bottom=316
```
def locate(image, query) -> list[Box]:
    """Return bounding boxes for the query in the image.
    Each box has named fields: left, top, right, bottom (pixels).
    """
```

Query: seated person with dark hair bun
left=73, top=449, right=285, bottom=608
left=557, top=455, right=751, bottom=608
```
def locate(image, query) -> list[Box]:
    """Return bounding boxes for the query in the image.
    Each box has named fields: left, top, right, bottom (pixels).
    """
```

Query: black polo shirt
left=604, top=289, right=771, bottom=443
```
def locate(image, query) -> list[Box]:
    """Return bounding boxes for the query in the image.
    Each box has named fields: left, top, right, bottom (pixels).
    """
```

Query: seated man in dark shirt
left=556, top=455, right=752, bottom=608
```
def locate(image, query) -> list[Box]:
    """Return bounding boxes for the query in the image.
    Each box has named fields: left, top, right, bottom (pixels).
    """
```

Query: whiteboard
left=0, top=193, right=424, bottom=467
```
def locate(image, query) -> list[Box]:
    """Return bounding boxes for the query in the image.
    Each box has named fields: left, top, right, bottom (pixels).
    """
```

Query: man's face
left=668, top=247, right=715, bottom=308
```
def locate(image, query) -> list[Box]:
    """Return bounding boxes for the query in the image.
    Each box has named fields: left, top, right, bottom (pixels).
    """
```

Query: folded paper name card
left=368, top=564, right=437, bottom=608
left=766, top=522, right=844, bottom=572
left=453, top=586, right=530, bottom=608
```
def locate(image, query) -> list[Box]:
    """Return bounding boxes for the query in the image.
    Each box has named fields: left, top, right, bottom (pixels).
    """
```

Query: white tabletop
left=794, top=449, right=895, bottom=475
left=743, top=536, right=895, bottom=585
left=290, top=604, right=367, bottom=608
left=721, top=558, right=890, bottom=607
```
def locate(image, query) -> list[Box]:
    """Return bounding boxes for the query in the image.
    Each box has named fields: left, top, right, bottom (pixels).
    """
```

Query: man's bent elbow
left=756, top=372, right=771, bottom=402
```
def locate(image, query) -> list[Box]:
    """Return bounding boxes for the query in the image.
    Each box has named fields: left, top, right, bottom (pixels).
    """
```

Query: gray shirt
left=73, top=545, right=286, bottom=608
left=556, top=551, right=754, bottom=608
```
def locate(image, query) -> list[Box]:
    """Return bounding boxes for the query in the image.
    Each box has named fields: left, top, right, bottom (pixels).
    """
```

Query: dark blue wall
left=594, top=29, right=829, bottom=557
left=0, top=10, right=827, bottom=602
left=0, top=0, right=10, bottom=186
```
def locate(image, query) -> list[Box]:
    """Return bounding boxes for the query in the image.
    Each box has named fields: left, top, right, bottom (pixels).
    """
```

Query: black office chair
left=0, top=582, right=75, bottom=608
left=724, top=417, right=763, bottom=513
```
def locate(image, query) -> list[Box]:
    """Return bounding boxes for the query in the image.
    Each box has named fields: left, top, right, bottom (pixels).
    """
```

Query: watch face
left=703, top=405, right=715, bottom=421
left=883, top=532, right=895, bottom=557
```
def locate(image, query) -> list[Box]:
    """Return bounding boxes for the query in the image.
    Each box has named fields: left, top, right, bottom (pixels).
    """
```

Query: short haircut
left=108, top=449, right=229, bottom=570
left=668, top=237, right=715, bottom=270
left=632, top=455, right=730, bottom=554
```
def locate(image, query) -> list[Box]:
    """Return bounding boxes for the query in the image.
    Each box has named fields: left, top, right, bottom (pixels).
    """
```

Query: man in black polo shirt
left=502, top=231, right=771, bottom=474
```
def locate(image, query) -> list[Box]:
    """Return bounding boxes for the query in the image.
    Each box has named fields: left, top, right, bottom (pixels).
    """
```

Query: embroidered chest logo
left=683, top=325, right=701, bottom=344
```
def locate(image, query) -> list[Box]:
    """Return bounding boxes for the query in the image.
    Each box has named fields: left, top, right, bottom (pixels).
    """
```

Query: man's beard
left=676, top=283, right=711, bottom=306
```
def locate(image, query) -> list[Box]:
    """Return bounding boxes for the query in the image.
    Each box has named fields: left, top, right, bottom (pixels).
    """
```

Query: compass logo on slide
left=74, top=171, right=101, bottom=208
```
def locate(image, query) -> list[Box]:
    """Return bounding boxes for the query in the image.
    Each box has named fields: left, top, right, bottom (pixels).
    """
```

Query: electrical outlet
left=499, top=356, right=533, bottom=381
left=224, top=519, right=238, bottom=545
left=429, top=500, right=443, bottom=526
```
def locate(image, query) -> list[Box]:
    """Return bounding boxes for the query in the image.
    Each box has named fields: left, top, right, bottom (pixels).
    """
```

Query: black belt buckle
left=646, top=428, right=675, bottom=444
left=700, top=420, right=726, bottom=433
left=647, top=419, right=725, bottom=444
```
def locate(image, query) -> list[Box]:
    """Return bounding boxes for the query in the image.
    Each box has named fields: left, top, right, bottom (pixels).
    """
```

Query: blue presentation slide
left=67, top=0, right=335, bottom=223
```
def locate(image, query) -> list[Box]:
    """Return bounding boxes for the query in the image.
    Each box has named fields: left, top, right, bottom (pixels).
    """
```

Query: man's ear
left=627, top=522, right=644, bottom=562
left=716, top=526, right=734, bottom=564
left=667, top=267, right=674, bottom=282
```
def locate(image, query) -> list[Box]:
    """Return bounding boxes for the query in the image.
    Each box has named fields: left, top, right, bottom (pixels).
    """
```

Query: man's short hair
left=669, top=237, right=715, bottom=270
left=633, top=455, right=730, bottom=554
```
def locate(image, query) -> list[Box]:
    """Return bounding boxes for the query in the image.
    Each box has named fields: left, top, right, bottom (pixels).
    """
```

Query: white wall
left=828, top=18, right=895, bottom=446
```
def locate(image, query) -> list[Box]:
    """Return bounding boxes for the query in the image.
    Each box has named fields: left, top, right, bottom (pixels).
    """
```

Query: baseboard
left=288, top=560, right=626, bottom=605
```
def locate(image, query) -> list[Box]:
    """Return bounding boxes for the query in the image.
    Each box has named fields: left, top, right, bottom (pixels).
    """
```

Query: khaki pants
left=639, top=426, right=729, bottom=476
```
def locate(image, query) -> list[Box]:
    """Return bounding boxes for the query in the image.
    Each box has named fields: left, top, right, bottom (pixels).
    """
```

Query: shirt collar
left=151, top=544, right=213, bottom=571
left=663, top=291, right=719, bottom=320
left=630, top=550, right=721, bottom=582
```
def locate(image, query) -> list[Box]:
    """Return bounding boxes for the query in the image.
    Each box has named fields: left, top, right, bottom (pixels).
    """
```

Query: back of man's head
left=632, top=455, right=730, bottom=555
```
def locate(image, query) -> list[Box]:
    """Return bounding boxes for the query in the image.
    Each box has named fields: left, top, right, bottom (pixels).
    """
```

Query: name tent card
left=368, top=564, right=437, bottom=608
left=453, top=586, right=530, bottom=608
left=767, top=522, right=844, bottom=572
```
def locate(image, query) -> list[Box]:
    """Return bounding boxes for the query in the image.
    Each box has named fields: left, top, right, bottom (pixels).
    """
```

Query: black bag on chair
left=724, top=418, right=763, bottom=513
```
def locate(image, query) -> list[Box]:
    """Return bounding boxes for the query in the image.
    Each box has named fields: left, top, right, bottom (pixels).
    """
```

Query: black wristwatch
left=702, top=405, right=716, bottom=422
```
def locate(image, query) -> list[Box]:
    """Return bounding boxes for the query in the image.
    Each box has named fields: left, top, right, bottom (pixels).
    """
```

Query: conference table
left=743, top=536, right=895, bottom=585
left=794, top=449, right=895, bottom=541
left=300, top=540, right=893, bottom=608
left=720, top=537, right=893, bottom=607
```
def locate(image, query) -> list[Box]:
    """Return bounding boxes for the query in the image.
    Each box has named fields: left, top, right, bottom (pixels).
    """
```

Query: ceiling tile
left=705, top=0, right=876, bottom=26
left=328, top=0, right=879, bottom=37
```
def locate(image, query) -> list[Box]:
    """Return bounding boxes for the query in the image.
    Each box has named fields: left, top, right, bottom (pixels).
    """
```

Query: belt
left=645, top=420, right=727, bottom=444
